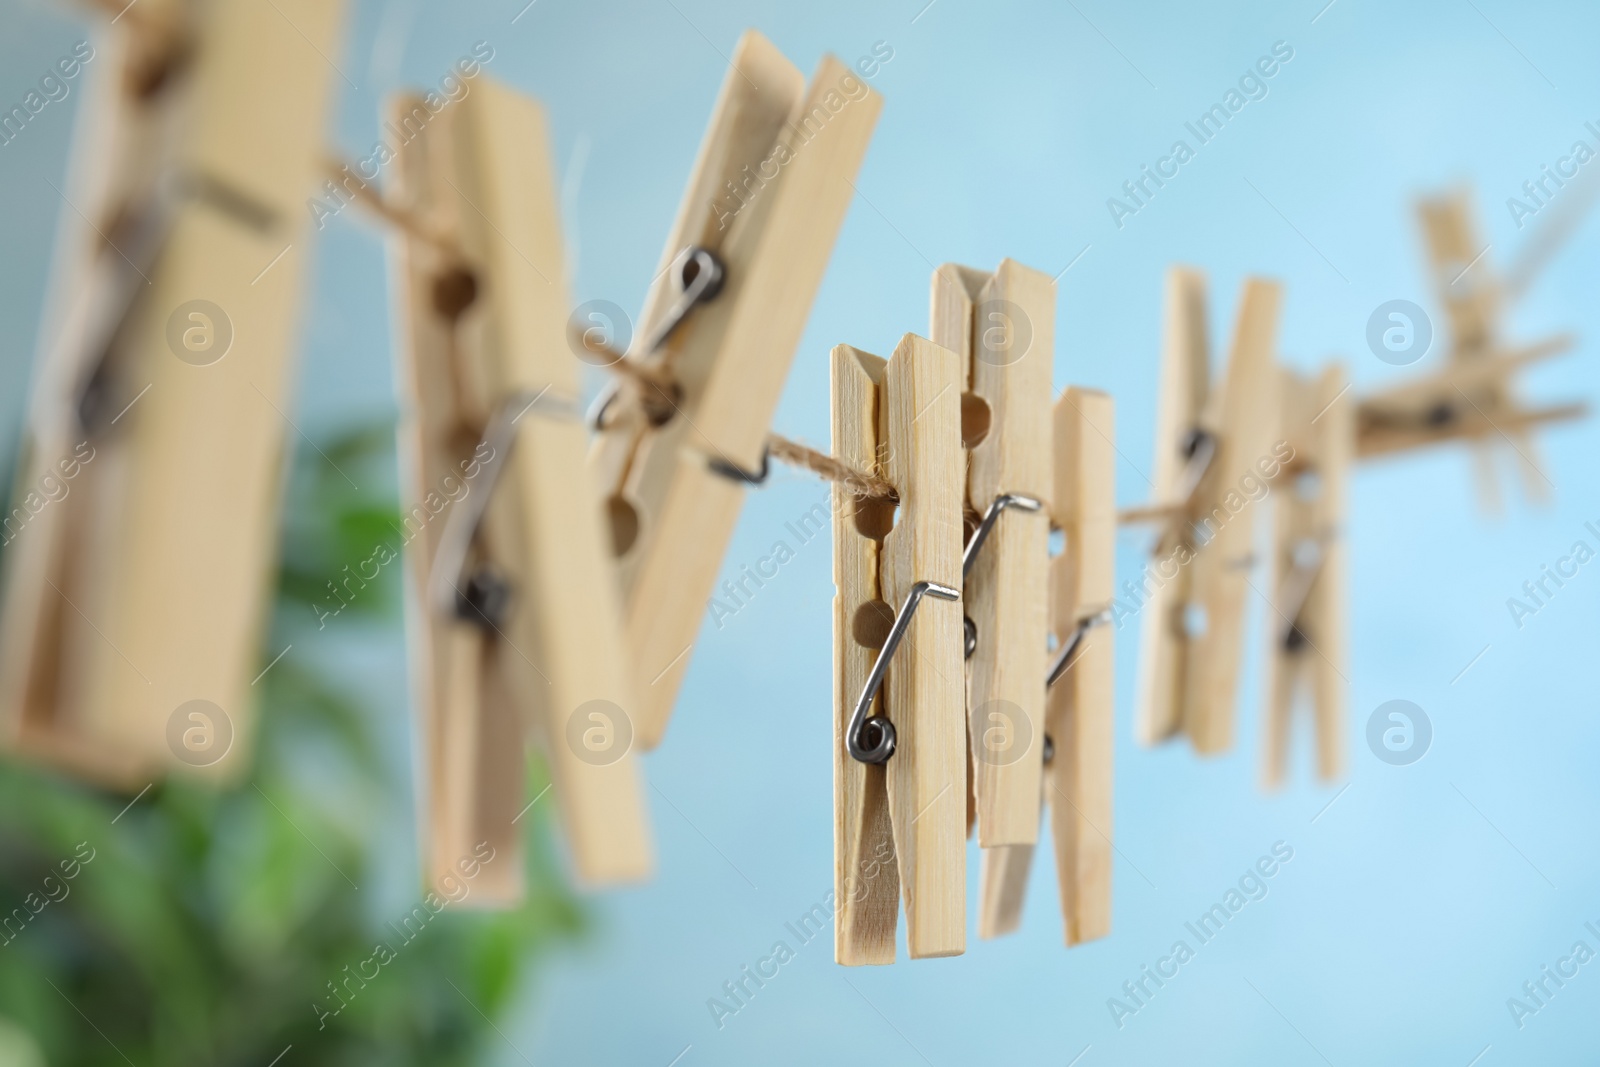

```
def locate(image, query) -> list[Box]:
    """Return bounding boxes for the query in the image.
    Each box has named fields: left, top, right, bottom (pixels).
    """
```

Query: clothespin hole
left=431, top=266, right=479, bottom=321
left=1048, top=526, right=1066, bottom=558
left=606, top=494, right=641, bottom=556
left=125, top=35, right=194, bottom=100
left=1293, top=469, right=1323, bottom=502
left=851, top=497, right=897, bottom=540
left=852, top=600, right=895, bottom=650
left=641, top=380, right=683, bottom=427
left=1180, top=602, right=1209, bottom=638
left=960, top=392, right=992, bottom=448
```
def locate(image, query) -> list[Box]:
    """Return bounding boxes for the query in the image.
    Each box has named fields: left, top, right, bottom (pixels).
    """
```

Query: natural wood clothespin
left=832, top=335, right=965, bottom=964
left=589, top=31, right=881, bottom=750
left=388, top=78, right=650, bottom=897
left=0, top=0, right=344, bottom=784
left=979, top=387, right=1116, bottom=944
left=1261, top=365, right=1350, bottom=789
left=929, top=260, right=1053, bottom=849
left=1132, top=268, right=1282, bottom=756
left=1356, top=190, right=1585, bottom=490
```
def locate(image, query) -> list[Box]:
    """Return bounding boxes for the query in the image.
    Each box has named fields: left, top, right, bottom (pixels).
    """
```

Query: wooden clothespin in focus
left=929, top=260, right=1053, bottom=848
left=979, top=387, right=1116, bottom=944
left=832, top=335, right=965, bottom=964
left=1355, top=190, right=1585, bottom=495
left=387, top=78, right=650, bottom=897
left=1129, top=268, right=1282, bottom=756
left=1261, top=365, right=1351, bottom=789
left=588, top=31, right=881, bottom=750
left=0, top=0, right=344, bottom=783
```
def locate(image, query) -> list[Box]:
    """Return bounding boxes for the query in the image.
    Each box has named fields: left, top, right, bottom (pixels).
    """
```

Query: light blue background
left=4, top=0, right=1600, bottom=1063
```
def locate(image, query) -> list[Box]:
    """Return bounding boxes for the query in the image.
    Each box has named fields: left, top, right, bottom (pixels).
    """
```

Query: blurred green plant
left=0, top=425, right=584, bottom=1066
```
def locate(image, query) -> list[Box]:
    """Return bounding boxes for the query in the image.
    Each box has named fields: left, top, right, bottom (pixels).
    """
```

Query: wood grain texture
left=1049, top=387, right=1115, bottom=945
left=1182, top=278, right=1281, bottom=755
left=832, top=344, right=898, bottom=965
left=589, top=34, right=883, bottom=750
left=880, top=334, right=966, bottom=958
left=0, top=0, right=344, bottom=784
left=831, top=335, right=965, bottom=963
left=930, top=261, right=1052, bottom=848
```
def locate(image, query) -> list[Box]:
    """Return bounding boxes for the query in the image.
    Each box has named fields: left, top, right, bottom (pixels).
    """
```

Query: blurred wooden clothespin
left=0, top=0, right=344, bottom=784
left=979, top=387, right=1116, bottom=944
left=1356, top=190, right=1585, bottom=500
left=386, top=78, right=651, bottom=899
left=832, top=335, right=965, bottom=964
left=1261, top=365, right=1350, bottom=789
left=929, top=260, right=1053, bottom=849
left=588, top=31, right=881, bottom=750
left=1128, top=268, right=1282, bottom=757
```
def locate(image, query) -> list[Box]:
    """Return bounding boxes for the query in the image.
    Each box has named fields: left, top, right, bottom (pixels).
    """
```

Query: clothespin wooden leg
left=833, top=335, right=965, bottom=963
left=930, top=260, right=1053, bottom=848
left=1262, top=363, right=1350, bottom=788
left=1182, top=278, right=1281, bottom=755
left=1307, top=363, right=1350, bottom=783
left=1135, top=267, right=1209, bottom=748
left=1048, top=387, right=1115, bottom=945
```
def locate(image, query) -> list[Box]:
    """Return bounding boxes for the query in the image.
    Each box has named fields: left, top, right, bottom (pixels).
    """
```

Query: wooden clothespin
left=1261, top=364, right=1350, bottom=789
left=832, top=335, right=965, bottom=964
left=1356, top=190, right=1585, bottom=492
left=588, top=31, right=881, bottom=750
left=387, top=78, right=651, bottom=897
left=978, top=387, right=1116, bottom=943
left=929, top=260, right=1053, bottom=847
left=0, top=0, right=344, bottom=783
left=1132, top=268, right=1281, bottom=756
